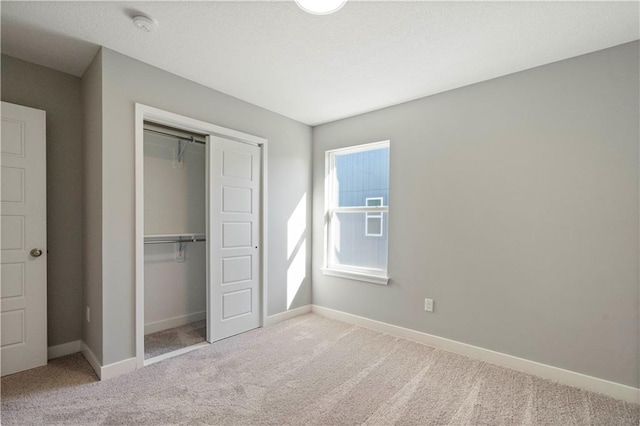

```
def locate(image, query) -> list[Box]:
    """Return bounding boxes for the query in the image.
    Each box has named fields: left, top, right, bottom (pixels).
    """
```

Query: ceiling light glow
left=295, top=0, right=347, bottom=15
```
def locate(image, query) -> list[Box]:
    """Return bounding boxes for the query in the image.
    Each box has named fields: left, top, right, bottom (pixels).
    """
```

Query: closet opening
left=135, top=104, right=268, bottom=369
left=142, top=122, right=208, bottom=361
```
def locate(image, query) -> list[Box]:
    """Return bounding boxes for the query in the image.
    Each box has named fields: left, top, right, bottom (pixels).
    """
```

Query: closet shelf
left=144, top=233, right=206, bottom=245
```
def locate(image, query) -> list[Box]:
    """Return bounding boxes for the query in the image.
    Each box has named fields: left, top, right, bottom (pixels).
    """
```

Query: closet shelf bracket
left=176, top=136, right=195, bottom=164
left=176, top=242, right=186, bottom=263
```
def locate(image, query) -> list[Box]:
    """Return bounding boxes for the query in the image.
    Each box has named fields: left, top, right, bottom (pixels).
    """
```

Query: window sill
left=321, top=268, right=390, bottom=285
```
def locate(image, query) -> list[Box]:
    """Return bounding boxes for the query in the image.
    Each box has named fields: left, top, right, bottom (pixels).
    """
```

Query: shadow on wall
left=287, top=193, right=307, bottom=309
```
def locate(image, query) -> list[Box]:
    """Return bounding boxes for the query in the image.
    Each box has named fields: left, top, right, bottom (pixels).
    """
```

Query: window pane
left=334, top=147, right=389, bottom=208
left=366, top=197, right=383, bottom=207
left=331, top=212, right=388, bottom=270
left=366, top=214, right=382, bottom=236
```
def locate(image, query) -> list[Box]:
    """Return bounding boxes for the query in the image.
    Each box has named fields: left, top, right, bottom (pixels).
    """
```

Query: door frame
left=134, top=103, right=268, bottom=368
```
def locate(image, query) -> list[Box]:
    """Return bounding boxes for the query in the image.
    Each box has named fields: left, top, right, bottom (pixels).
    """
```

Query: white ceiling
left=2, top=1, right=638, bottom=126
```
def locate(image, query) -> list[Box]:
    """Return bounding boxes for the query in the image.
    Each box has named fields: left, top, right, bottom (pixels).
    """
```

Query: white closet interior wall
left=143, top=130, right=206, bottom=334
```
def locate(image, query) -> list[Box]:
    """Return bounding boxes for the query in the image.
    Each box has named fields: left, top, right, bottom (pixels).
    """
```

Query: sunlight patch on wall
left=287, top=240, right=306, bottom=309
left=287, top=194, right=306, bottom=259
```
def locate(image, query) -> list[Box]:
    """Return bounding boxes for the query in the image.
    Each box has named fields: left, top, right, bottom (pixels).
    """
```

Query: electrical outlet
left=86, top=306, right=90, bottom=322
left=424, top=298, right=434, bottom=312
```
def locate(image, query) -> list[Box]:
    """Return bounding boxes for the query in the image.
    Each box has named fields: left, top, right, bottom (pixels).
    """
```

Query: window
left=323, top=141, right=390, bottom=285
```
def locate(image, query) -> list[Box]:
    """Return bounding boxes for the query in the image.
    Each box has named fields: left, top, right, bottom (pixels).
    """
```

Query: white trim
left=81, top=341, right=137, bottom=380
left=144, top=311, right=207, bottom=335
left=311, top=305, right=640, bottom=404
left=48, top=340, right=82, bottom=360
left=321, top=268, right=390, bottom=285
left=81, top=341, right=102, bottom=379
left=261, top=139, right=269, bottom=329
left=205, top=136, right=211, bottom=343
left=264, top=305, right=312, bottom=326
left=137, top=104, right=266, bottom=146
left=144, top=341, right=209, bottom=366
left=101, top=357, right=137, bottom=381
left=134, top=103, right=268, bottom=370
left=135, top=104, right=145, bottom=369
left=326, top=140, right=390, bottom=156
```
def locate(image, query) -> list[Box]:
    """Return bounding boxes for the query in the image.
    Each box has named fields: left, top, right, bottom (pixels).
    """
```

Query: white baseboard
left=101, top=356, right=137, bottom=380
left=80, top=341, right=136, bottom=381
left=311, top=305, right=640, bottom=404
left=144, top=311, right=206, bottom=335
left=48, top=340, right=82, bottom=360
left=81, top=341, right=102, bottom=379
left=264, top=304, right=312, bottom=326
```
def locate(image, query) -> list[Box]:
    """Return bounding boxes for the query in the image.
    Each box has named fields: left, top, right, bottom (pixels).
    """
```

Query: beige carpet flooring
left=1, top=314, right=638, bottom=425
left=145, top=320, right=207, bottom=359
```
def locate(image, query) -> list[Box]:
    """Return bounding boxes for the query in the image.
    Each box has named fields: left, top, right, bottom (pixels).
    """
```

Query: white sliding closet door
left=209, top=136, right=261, bottom=341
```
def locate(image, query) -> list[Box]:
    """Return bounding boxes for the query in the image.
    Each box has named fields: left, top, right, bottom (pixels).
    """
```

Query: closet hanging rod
left=143, top=128, right=207, bottom=145
left=144, top=238, right=206, bottom=245
left=144, top=234, right=206, bottom=244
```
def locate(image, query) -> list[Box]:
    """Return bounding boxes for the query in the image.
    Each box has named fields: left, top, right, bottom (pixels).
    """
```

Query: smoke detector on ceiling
left=133, top=15, right=158, bottom=33
left=295, top=0, right=347, bottom=15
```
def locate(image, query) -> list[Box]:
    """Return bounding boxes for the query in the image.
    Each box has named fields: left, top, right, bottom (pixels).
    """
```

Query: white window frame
left=322, top=141, right=390, bottom=285
left=365, top=197, right=384, bottom=237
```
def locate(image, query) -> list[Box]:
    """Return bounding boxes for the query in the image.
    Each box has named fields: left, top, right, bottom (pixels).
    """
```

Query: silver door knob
left=30, top=248, right=43, bottom=257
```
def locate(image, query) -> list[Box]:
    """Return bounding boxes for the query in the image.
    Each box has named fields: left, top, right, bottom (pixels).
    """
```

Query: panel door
left=1, top=102, right=47, bottom=376
left=209, top=136, right=261, bottom=342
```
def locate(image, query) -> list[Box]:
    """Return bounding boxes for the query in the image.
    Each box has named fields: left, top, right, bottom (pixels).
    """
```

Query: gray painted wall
left=100, top=48, right=312, bottom=364
left=1, top=55, right=84, bottom=348
left=312, top=42, right=640, bottom=387
left=81, top=51, right=104, bottom=362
